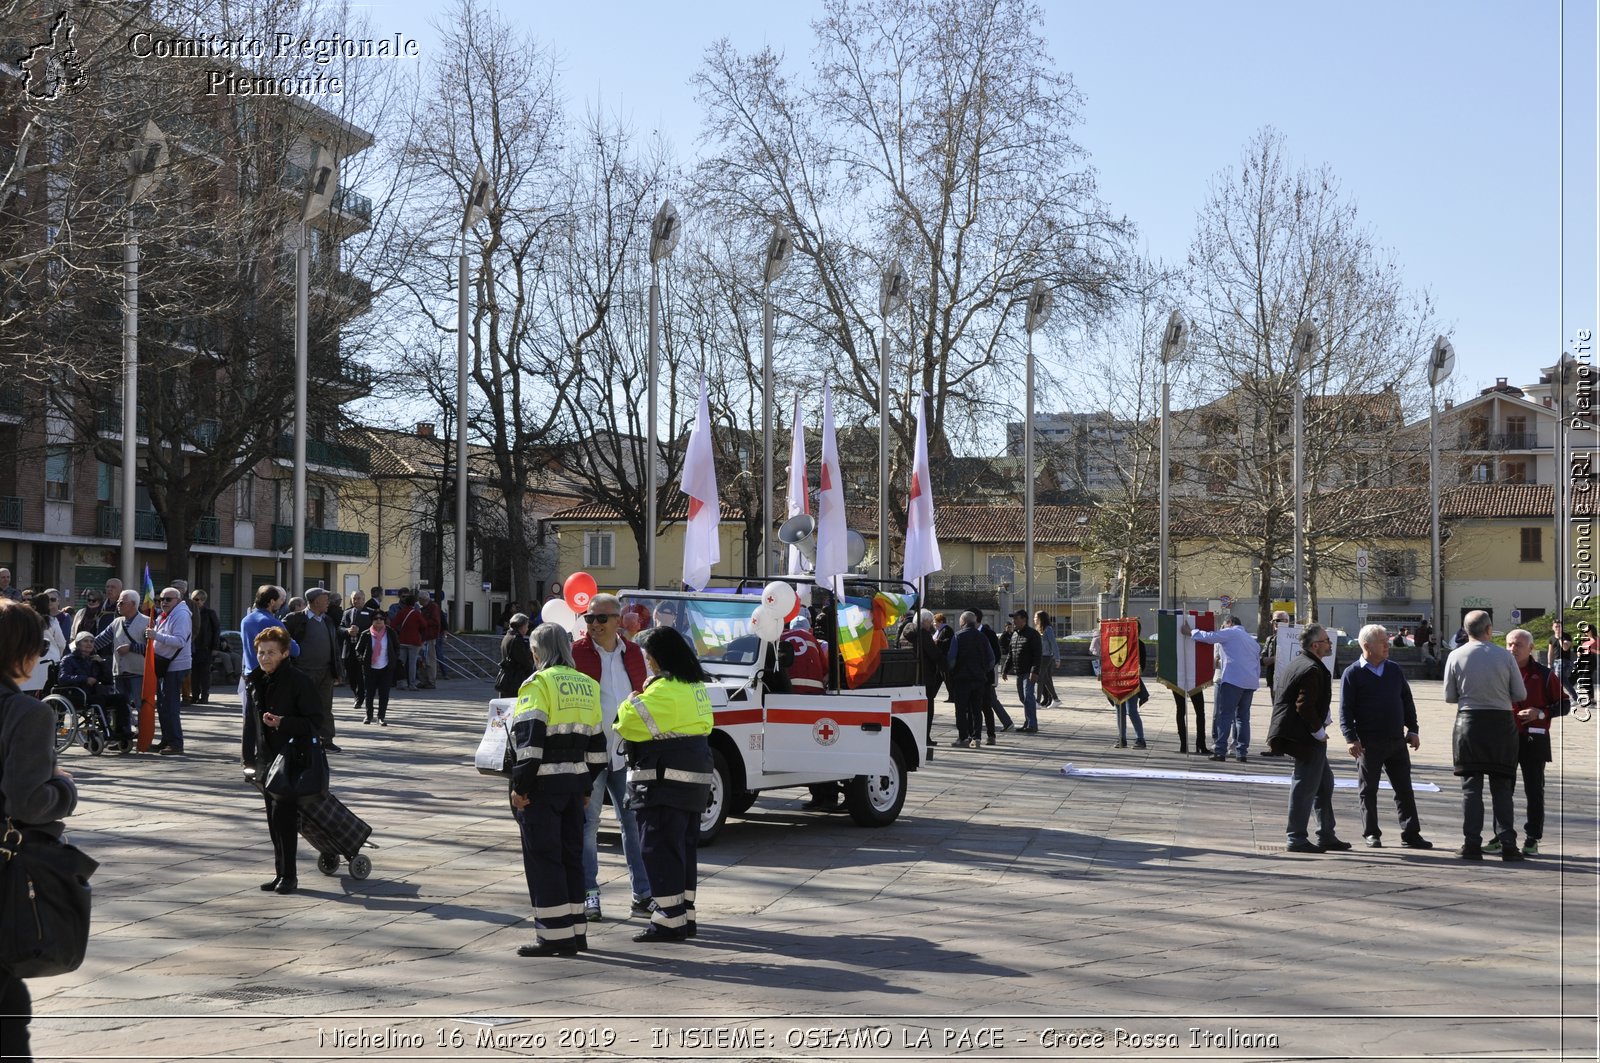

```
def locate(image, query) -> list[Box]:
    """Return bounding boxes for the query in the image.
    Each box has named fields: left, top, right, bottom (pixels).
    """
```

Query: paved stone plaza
left=24, top=673, right=1599, bottom=1061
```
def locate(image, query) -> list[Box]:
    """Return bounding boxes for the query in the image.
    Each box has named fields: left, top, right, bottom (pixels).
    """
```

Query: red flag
left=1098, top=618, right=1144, bottom=706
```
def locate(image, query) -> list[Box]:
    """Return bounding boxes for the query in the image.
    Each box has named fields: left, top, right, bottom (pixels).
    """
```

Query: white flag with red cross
left=814, top=380, right=848, bottom=592
left=786, top=393, right=810, bottom=576
left=903, top=393, right=942, bottom=585
left=680, top=376, right=720, bottom=591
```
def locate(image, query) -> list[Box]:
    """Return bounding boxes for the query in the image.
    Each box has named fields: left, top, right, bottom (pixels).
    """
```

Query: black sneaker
left=1286, top=840, right=1324, bottom=854
left=325, top=742, right=343, bottom=753
left=1456, top=844, right=1483, bottom=861
left=1400, top=835, right=1434, bottom=850
left=630, top=896, right=655, bottom=916
left=1319, top=837, right=1353, bottom=852
left=1363, top=835, right=1383, bottom=848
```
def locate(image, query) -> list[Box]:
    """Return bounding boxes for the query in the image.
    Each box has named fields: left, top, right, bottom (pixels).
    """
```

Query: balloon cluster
left=539, top=571, right=599, bottom=635
left=749, top=581, right=800, bottom=642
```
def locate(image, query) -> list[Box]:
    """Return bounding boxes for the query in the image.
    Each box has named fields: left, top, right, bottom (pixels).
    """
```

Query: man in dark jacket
left=1500, top=628, right=1570, bottom=857
left=1339, top=624, right=1431, bottom=849
left=1267, top=624, right=1351, bottom=854
left=900, top=609, right=946, bottom=748
left=946, top=612, right=996, bottom=749
left=341, top=594, right=379, bottom=708
left=187, top=589, right=222, bottom=704
left=284, top=588, right=343, bottom=750
left=1007, top=609, right=1042, bottom=732
left=974, top=610, right=1014, bottom=742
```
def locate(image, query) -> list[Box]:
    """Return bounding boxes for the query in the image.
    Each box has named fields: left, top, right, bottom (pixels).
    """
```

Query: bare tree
left=693, top=0, right=1129, bottom=509
left=1182, top=127, right=1439, bottom=627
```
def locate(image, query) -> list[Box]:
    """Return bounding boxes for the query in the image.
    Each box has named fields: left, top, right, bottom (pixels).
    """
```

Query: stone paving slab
left=19, top=673, right=1599, bottom=1061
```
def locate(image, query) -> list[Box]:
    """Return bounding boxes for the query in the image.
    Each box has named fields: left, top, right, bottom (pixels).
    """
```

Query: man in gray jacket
left=150, top=587, right=192, bottom=755
left=1443, top=609, right=1526, bottom=861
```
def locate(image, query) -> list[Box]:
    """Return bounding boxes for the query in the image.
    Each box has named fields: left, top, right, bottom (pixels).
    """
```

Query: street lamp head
left=1291, top=319, right=1318, bottom=364
left=1428, top=335, right=1455, bottom=388
left=879, top=261, right=909, bottom=318
left=126, top=119, right=168, bottom=206
left=463, top=161, right=495, bottom=231
left=301, top=144, right=337, bottom=223
left=649, top=198, right=681, bottom=263
left=763, top=220, right=793, bottom=284
left=1160, top=308, right=1188, bottom=362
left=1024, top=280, right=1054, bottom=334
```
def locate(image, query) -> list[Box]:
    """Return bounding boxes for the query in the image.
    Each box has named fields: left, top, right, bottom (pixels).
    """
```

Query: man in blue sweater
left=1339, top=624, right=1432, bottom=849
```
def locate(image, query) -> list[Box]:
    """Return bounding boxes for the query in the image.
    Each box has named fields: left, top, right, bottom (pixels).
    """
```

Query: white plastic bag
left=475, top=698, right=516, bottom=777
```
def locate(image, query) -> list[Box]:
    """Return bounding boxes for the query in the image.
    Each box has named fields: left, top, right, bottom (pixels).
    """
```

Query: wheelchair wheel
left=316, top=852, right=339, bottom=876
left=46, top=696, right=78, bottom=753
left=349, top=853, right=372, bottom=880
left=84, top=732, right=106, bottom=756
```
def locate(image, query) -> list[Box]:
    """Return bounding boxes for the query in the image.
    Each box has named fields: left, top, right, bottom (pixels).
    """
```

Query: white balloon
left=541, top=598, right=577, bottom=629
left=750, top=605, right=783, bottom=642
left=762, top=580, right=799, bottom=615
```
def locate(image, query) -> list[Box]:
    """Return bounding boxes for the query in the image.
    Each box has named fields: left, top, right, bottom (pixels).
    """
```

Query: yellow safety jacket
left=616, top=678, right=714, bottom=812
left=511, top=664, right=606, bottom=796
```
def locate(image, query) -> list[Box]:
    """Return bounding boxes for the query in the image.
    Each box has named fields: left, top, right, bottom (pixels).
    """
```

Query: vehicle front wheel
left=844, top=745, right=907, bottom=828
left=699, top=748, right=732, bottom=847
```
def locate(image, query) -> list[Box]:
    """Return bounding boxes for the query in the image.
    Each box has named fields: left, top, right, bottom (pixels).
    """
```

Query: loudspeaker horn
left=778, top=513, right=817, bottom=564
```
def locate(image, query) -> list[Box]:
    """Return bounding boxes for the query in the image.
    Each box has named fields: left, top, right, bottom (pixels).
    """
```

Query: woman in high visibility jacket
left=510, top=623, right=606, bottom=957
left=615, top=625, right=715, bottom=944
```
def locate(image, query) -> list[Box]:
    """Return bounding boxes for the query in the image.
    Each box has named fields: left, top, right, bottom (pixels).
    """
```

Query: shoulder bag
left=263, top=734, right=330, bottom=799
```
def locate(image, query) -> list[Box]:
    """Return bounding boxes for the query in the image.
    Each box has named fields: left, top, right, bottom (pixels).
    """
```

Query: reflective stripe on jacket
left=616, top=678, right=714, bottom=812
left=510, top=664, right=606, bottom=796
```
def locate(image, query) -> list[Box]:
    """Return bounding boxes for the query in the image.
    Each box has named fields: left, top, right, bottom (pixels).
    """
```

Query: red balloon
left=785, top=599, right=802, bottom=623
left=564, top=571, right=598, bottom=613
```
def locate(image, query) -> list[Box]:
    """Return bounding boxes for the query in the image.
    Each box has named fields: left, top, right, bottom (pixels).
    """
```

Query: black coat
left=1008, top=626, right=1042, bottom=674
left=497, top=632, right=535, bottom=698
left=1452, top=711, right=1519, bottom=778
left=354, top=628, right=400, bottom=677
left=1267, top=650, right=1331, bottom=758
left=946, top=626, right=996, bottom=693
left=247, top=664, right=330, bottom=773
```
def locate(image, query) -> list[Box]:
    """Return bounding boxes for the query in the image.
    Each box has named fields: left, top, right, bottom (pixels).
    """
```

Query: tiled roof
left=548, top=493, right=745, bottom=522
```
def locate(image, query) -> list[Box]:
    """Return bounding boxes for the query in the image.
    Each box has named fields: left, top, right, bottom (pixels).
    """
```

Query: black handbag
left=0, top=819, right=98, bottom=978
left=263, top=735, right=330, bottom=799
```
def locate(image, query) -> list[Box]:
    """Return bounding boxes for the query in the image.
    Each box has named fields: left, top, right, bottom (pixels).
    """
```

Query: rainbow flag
left=838, top=590, right=916, bottom=688
left=137, top=564, right=157, bottom=751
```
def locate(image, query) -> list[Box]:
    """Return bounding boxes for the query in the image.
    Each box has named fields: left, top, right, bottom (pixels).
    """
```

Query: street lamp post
left=292, top=147, right=337, bottom=596
left=1023, top=281, right=1054, bottom=620
left=1290, top=320, right=1318, bottom=619
left=645, top=199, right=681, bottom=590
left=121, top=121, right=167, bottom=584
left=1158, top=310, right=1188, bottom=612
left=1427, top=336, right=1455, bottom=633
left=459, top=164, right=494, bottom=630
left=761, top=222, right=793, bottom=577
left=877, top=263, right=909, bottom=581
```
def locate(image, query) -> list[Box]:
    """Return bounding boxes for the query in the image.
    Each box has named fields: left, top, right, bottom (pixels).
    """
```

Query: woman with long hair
left=0, top=599, right=79, bottom=1061
left=614, top=627, right=715, bottom=944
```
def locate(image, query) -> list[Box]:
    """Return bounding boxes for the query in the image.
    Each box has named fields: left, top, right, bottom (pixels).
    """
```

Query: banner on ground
left=1098, top=618, right=1143, bottom=706
left=1157, top=609, right=1215, bottom=696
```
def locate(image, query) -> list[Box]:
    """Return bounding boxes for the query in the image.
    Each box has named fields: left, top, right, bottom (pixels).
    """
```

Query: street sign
left=1358, top=602, right=1369, bottom=619
left=1510, top=608, right=1522, bottom=622
left=1355, top=549, right=1369, bottom=575
left=1219, top=594, right=1234, bottom=609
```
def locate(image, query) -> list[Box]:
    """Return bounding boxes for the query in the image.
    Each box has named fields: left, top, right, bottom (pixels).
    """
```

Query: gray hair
left=530, top=623, right=575, bottom=668
left=1464, top=610, right=1493, bottom=639
left=959, top=610, right=978, bottom=628
left=118, top=589, right=140, bottom=607
left=304, top=587, right=329, bottom=604
left=1299, top=624, right=1327, bottom=652
left=1506, top=627, right=1533, bottom=649
left=508, top=613, right=530, bottom=631
left=589, top=592, right=621, bottom=614
left=1358, top=624, right=1388, bottom=647
left=919, top=608, right=934, bottom=626
left=73, top=632, right=96, bottom=648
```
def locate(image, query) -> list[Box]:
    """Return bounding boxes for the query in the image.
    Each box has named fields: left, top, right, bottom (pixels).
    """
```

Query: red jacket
left=781, top=628, right=827, bottom=691
left=572, top=634, right=648, bottom=692
left=1514, top=657, right=1570, bottom=761
left=419, top=600, right=443, bottom=641
left=393, top=604, right=425, bottom=647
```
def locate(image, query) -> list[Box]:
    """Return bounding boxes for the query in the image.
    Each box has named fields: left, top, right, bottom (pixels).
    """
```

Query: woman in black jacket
left=497, top=614, right=535, bottom=698
left=248, top=625, right=331, bottom=894
left=0, top=600, right=79, bottom=1062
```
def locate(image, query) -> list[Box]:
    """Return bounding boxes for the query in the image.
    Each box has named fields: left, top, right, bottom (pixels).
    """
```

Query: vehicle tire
left=316, top=852, right=339, bottom=876
left=844, top=745, right=908, bottom=828
left=349, top=853, right=372, bottom=880
left=728, top=789, right=758, bottom=817
left=84, top=731, right=105, bottom=756
left=699, top=748, right=732, bottom=847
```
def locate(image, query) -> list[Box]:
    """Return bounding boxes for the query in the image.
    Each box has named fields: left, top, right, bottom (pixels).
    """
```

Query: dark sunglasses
left=583, top=613, right=618, bottom=623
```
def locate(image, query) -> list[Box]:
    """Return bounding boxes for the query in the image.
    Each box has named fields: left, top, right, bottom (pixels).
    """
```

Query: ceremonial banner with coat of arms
left=1157, top=609, right=1216, bottom=696
left=1098, top=618, right=1143, bottom=706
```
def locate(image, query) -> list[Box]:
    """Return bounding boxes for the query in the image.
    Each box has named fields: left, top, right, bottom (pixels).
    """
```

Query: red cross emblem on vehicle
left=813, top=718, right=839, bottom=746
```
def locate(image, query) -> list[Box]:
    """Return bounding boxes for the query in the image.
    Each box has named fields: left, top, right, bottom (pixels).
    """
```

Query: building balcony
left=0, top=496, right=21, bottom=530
left=275, top=435, right=371, bottom=474
left=329, top=187, right=373, bottom=235
left=271, top=524, right=370, bottom=558
left=96, top=407, right=220, bottom=449
left=315, top=268, right=373, bottom=313
left=309, top=356, right=374, bottom=399
left=1457, top=431, right=1545, bottom=451
left=95, top=507, right=221, bottom=545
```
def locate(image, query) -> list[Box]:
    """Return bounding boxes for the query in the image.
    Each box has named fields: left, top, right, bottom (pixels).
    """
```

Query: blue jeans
left=157, top=668, right=188, bottom=749
left=398, top=645, right=419, bottom=688
left=1016, top=674, right=1038, bottom=729
left=583, top=765, right=650, bottom=900
left=1117, top=699, right=1146, bottom=743
left=114, top=673, right=143, bottom=725
left=1286, top=741, right=1337, bottom=844
left=435, top=636, right=448, bottom=678
left=1212, top=681, right=1255, bottom=756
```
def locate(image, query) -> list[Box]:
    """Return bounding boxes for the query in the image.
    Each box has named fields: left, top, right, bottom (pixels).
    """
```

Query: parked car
left=211, top=630, right=244, bottom=685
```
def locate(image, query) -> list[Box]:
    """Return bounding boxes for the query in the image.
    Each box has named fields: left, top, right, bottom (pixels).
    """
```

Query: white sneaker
left=584, top=890, right=602, bottom=922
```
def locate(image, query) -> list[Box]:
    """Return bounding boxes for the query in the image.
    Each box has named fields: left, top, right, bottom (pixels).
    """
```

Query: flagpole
left=762, top=286, right=774, bottom=578
left=647, top=265, right=660, bottom=591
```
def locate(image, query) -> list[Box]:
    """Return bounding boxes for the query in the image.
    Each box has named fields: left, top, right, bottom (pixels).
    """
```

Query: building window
left=1520, top=527, right=1542, bottom=563
left=585, top=531, right=614, bottom=569
left=237, top=473, right=254, bottom=519
left=1055, top=556, right=1081, bottom=598
left=44, top=448, right=71, bottom=501
left=988, top=554, right=1016, bottom=590
left=1374, top=549, right=1416, bottom=601
left=1504, top=415, right=1528, bottom=448
left=96, top=461, right=113, bottom=502
left=1502, top=460, right=1529, bottom=484
left=1468, top=462, right=1492, bottom=483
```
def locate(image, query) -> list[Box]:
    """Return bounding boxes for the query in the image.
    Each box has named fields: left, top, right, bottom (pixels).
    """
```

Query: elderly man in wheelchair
left=52, top=631, right=134, bottom=754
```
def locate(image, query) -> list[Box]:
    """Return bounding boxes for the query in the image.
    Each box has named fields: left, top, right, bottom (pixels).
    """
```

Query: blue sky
left=363, top=0, right=1596, bottom=399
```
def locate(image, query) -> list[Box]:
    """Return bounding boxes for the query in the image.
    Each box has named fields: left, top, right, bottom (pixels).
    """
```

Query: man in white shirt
left=1183, top=615, right=1261, bottom=762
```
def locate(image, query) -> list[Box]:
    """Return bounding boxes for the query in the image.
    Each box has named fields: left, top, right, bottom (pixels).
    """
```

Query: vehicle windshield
left=618, top=593, right=766, bottom=667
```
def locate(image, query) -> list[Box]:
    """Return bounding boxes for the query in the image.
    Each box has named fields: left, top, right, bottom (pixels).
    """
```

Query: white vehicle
left=618, top=579, right=929, bottom=844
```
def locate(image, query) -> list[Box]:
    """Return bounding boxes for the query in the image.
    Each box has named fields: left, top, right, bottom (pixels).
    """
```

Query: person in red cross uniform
left=781, top=616, right=827, bottom=692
